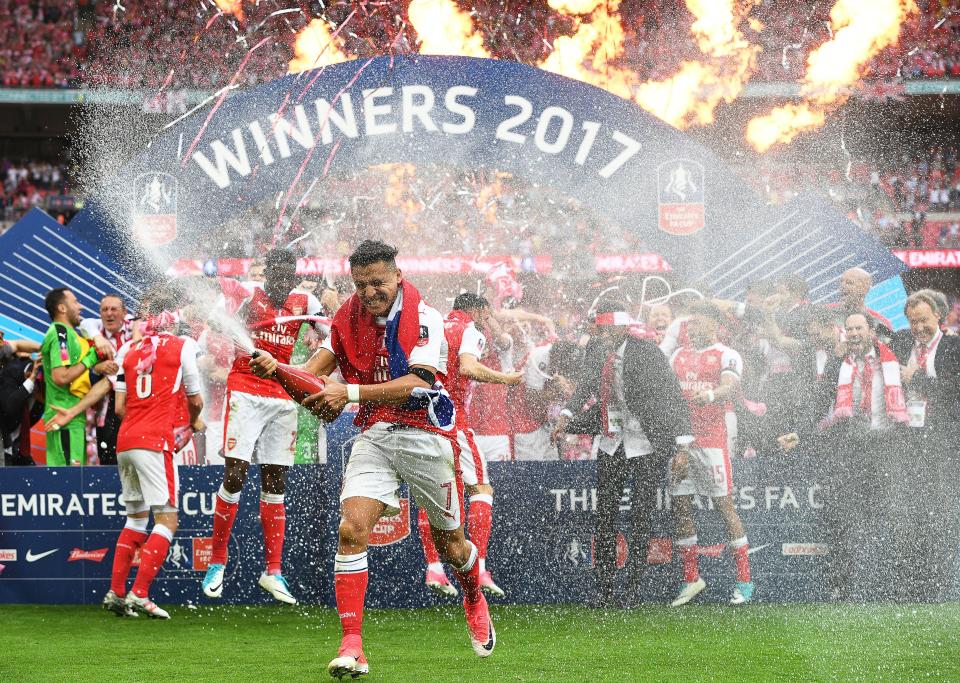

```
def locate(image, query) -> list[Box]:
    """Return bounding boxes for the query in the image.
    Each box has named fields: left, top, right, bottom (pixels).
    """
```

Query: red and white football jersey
left=115, top=334, right=202, bottom=453
left=671, top=343, right=742, bottom=449
left=469, top=331, right=514, bottom=437
left=227, top=286, right=323, bottom=399
left=443, top=313, right=486, bottom=427
left=321, top=299, right=448, bottom=431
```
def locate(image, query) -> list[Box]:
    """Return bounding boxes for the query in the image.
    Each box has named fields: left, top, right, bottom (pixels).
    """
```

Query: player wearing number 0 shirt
left=668, top=302, right=754, bottom=607
left=251, top=241, right=497, bottom=680
left=417, top=294, right=522, bottom=601
left=101, top=298, right=204, bottom=620
left=201, top=248, right=324, bottom=605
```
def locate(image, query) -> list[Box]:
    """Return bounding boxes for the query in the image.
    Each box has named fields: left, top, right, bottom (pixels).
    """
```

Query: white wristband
left=346, top=384, right=361, bottom=403
left=707, top=390, right=715, bottom=403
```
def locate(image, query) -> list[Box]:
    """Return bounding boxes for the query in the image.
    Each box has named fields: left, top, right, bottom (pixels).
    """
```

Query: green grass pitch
left=5, top=603, right=960, bottom=681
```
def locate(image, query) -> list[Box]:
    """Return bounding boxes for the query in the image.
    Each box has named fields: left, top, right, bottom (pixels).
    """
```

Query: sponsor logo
left=0, top=549, right=17, bottom=562
left=192, top=537, right=214, bottom=571
left=657, top=159, right=705, bottom=236
left=369, top=497, right=410, bottom=546
left=782, top=543, right=829, bottom=556
left=68, top=548, right=109, bottom=562
left=25, top=548, right=59, bottom=562
left=132, top=172, right=178, bottom=246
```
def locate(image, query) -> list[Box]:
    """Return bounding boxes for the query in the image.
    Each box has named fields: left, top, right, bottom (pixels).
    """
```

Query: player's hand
left=250, top=351, right=277, bottom=378
left=303, top=376, right=347, bottom=420
left=671, top=447, right=690, bottom=484
left=691, top=390, right=712, bottom=406
left=45, top=405, right=75, bottom=432
left=191, top=417, right=207, bottom=433
left=777, top=433, right=800, bottom=451
left=93, top=360, right=119, bottom=376
left=25, top=360, right=39, bottom=382
left=92, top=335, right=115, bottom=360
left=320, top=287, right=341, bottom=314
left=900, top=362, right=918, bottom=385
left=550, top=415, right=570, bottom=445
left=503, top=371, right=523, bottom=386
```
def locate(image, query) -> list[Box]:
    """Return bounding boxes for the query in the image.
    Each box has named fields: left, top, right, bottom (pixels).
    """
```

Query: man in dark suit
left=900, top=290, right=960, bottom=600
left=552, top=300, right=693, bottom=607
left=0, top=337, right=42, bottom=466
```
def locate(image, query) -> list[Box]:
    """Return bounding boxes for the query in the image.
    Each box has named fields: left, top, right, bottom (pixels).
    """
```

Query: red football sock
left=110, top=524, right=148, bottom=596
left=467, top=495, right=493, bottom=566
left=730, top=537, right=751, bottom=583
left=452, top=542, right=482, bottom=605
left=678, top=536, right=699, bottom=583
left=260, top=493, right=286, bottom=575
left=418, top=507, right=441, bottom=566
left=131, top=525, right=173, bottom=598
left=211, top=486, right=240, bottom=566
left=334, top=553, right=368, bottom=638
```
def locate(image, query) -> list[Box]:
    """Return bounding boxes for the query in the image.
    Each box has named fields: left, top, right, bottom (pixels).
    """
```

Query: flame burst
left=747, top=0, right=918, bottom=152
left=408, top=0, right=491, bottom=58
left=213, top=0, right=244, bottom=20
left=540, top=0, right=757, bottom=130
left=288, top=18, right=350, bottom=74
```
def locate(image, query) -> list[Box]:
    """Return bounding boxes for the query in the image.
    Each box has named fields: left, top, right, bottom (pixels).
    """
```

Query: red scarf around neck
left=833, top=340, right=907, bottom=425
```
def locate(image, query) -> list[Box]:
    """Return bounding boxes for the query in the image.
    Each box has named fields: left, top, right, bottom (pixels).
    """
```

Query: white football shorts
left=118, top=448, right=178, bottom=511
left=458, top=428, right=489, bottom=487
left=669, top=445, right=733, bottom=499
left=513, top=426, right=558, bottom=461
left=222, top=390, right=298, bottom=466
left=341, top=422, right=462, bottom=531
left=473, top=434, right=511, bottom=462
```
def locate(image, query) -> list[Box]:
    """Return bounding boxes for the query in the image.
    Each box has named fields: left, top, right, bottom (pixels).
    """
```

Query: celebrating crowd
left=0, top=0, right=957, bottom=90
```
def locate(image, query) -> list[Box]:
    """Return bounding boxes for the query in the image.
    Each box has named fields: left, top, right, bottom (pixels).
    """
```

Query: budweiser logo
left=68, top=548, right=110, bottom=562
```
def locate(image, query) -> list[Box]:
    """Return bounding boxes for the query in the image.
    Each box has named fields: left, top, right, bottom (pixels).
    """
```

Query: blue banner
left=64, top=56, right=906, bottom=304
left=2, top=418, right=843, bottom=606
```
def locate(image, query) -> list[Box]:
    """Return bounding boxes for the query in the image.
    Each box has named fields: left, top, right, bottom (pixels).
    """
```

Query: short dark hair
left=44, top=287, right=70, bottom=319
left=453, top=293, right=489, bottom=311
left=101, top=293, right=126, bottom=309
left=778, top=274, right=809, bottom=299
left=845, top=311, right=875, bottom=330
left=349, top=240, right=398, bottom=269
left=593, top=298, right=628, bottom=316
left=265, top=247, right=297, bottom=270
left=688, top=301, right=727, bottom=326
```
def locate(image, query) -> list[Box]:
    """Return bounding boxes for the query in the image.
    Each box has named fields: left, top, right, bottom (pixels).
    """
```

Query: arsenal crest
left=132, top=172, right=178, bottom=246
left=657, top=159, right=705, bottom=236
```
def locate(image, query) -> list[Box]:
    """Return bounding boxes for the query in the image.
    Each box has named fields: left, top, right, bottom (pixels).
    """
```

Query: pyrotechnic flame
left=746, top=0, right=918, bottom=152
left=408, top=0, right=490, bottom=58
left=213, top=0, right=244, bottom=20
left=635, top=0, right=759, bottom=128
left=288, top=18, right=350, bottom=74
left=540, top=0, right=757, bottom=130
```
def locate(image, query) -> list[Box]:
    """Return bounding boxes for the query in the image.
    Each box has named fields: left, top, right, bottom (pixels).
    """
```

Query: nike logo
left=26, top=549, right=59, bottom=562
left=747, top=544, right=770, bottom=555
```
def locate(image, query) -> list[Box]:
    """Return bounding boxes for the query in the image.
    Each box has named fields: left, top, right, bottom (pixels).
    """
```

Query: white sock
left=478, top=558, right=486, bottom=573
left=218, top=484, right=241, bottom=504
left=427, top=562, right=445, bottom=573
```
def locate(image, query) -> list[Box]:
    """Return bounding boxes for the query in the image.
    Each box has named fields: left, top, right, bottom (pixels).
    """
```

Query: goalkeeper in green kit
left=40, top=288, right=118, bottom=466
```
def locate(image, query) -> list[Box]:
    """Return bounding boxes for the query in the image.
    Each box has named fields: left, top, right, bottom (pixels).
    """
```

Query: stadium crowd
left=0, top=0, right=957, bottom=90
